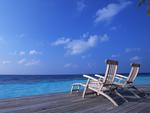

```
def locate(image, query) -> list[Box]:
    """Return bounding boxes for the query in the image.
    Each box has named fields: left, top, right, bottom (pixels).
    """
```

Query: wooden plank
left=104, top=102, right=137, bottom=113
left=75, top=102, right=113, bottom=113
left=0, top=95, right=79, bottom=113
left=0, top=85, right=149, bottom=113
left=0, top=94, right=73, bottom=110
left=36, top=96, right=113, bottom=113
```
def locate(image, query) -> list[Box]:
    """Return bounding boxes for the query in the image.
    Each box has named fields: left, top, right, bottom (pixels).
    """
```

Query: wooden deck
left=0, top=85, right=150, bottom=113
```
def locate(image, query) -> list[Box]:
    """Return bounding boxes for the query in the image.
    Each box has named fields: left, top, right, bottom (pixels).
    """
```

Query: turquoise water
left=0, top=79, right=85, bottom=99
left=134, top=76, right=150, bottom=85
left=0, top=75, right=149, bottom=99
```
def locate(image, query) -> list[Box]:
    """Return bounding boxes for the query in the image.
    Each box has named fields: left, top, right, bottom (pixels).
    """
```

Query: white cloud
left=25, top=60, right=40, bottom=66
left=65, top=35, right=98, bottom=55
left=81, top=54, right=91, bottom=59
left=29, top=50, right=41, bottom=55
left=52, top=34, right=109, bottom=55
left=19, top=51, right=26, bottom=56
left=87, top=63, right=96, bottom=68
left=77, top=0, right=86, bottom=12
left=130, top=56, right=141, bottom=62
left=18, top=58, right=40, bottom=66
left=125, top=48, right=141, bottom=53
left=64, top=63, right=72, bottom=68
left=64, top=63, right=78, bottom=68
left=18, top=58, right=26, bottom=64
left=51, top=37, right=70, bottom=46
left=82, top=32, right=89, bottom=38
left=110, top=26, right=117, bottom=30
left=100, top=34, right=109, bottom=42
left=2, top=60, right=11, bottom=64
left=111, top=54, right=120, bottom=58
left=95, top=1, right=131, bottom=23
left=65, top=38, right=90, bottom=55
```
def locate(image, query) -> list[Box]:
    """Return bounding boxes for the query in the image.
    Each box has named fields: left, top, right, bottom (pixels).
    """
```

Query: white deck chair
left=114, top=63, right=142, bottom=98
left=71, top=60, right=120, bottom=106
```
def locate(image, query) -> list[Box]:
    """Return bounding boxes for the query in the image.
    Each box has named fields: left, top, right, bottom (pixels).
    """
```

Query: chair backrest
left=103, top=60, right=118, bottom=85
left=127, top=63, right=140, bottom=83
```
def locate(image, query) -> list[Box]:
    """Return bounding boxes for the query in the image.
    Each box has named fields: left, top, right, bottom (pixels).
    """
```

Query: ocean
left=0, top=74, right=150, bottom=99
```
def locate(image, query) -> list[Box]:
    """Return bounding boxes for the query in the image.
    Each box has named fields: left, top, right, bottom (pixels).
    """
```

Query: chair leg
left=129, top=89, right=141, bottom=98
left=98, top=91, right=119, bottom=107
left=82, top=85, right=88, bottom=98
left=114, top=90, right=128, bottom=102
left=82, top=79, right=90, bottom=98
left=132, top=86, right=145, bottom=93
left=70, top=85, right=74, bottom=94
left=131, top=86, right=148, bottom=97
left=76, top=85, right=80, bottom=92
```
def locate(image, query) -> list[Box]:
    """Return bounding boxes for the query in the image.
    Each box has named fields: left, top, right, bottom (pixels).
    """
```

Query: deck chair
left=114, top=63, right=142, bottom=98
left=71, top=60, right=120, bottom=106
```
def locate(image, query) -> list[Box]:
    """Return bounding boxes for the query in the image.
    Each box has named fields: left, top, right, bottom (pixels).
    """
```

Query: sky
left=0, top=0, right=149, bottom=75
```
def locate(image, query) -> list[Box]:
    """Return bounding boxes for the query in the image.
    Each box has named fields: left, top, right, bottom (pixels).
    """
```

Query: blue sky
left=0, top=0, right=149, bottom=74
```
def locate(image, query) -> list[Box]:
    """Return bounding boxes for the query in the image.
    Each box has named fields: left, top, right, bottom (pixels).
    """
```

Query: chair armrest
left=115, top=76, right=123, bottom=80
left=116, top=74, right=128, bottom=79
left=115, top=76, right=124, bottom=81
left=83, top=75, right=98, bottom=82
left=95, top=74, right=104, bottom=79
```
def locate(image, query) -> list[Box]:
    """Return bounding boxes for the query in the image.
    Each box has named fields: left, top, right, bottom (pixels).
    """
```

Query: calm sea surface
left=0, top=74, right=150, bottom=99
